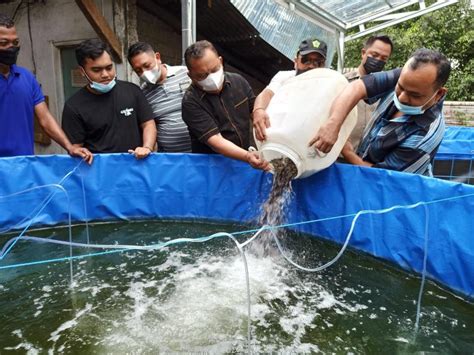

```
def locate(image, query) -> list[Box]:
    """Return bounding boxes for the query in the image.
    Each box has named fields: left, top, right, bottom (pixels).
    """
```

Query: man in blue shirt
left=310, top=48, right=450, bottom=176
left=0, top=13, right=92, bottom=163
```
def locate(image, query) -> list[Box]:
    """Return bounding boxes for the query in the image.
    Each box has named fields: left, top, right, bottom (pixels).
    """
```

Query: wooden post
left=75, top=0, right=123, bottom=63
left=34, top=96, right=51, bottom=146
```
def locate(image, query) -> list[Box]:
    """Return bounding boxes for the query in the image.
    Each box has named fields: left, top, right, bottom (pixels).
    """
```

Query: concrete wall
left=0, top=0, right=135, bottom=154
left=444, top=101, right=474, bottom=127
left=136, top=5, right=182, bottom=66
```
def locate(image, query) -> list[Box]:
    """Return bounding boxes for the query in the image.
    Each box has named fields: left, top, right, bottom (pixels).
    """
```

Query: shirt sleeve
left=61, top=102, right=85, bottom=144
left=361, top=68, right=402, bottom=104
left=243, top=76, right=256, bottom=113
left=266, top=71, right=296, bottom=93
left=367, top=131, right=430, bottom=173
left=181, top=93, right=219, bottom=143
left=31, top=76, right=45, bottom=106
left=371, top=147, right=430, bottom=174
left=133, top=84, right=154, bottom=124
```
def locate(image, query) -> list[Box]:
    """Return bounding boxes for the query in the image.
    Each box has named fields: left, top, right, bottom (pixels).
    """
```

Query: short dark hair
left=184, top=40, right=218, bottom=69
left=408, top=48, right=451, bottom=88
left=0, top=13, right=14, bottom=28
left=75, top=38, right=113, bottom=67
left=127, top=42, right=154, bottom=63
left=364, top=34, right=393, bottom=52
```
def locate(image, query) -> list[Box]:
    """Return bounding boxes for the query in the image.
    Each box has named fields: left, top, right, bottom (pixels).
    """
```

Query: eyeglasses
left=300, top=55, right=324, bottom=67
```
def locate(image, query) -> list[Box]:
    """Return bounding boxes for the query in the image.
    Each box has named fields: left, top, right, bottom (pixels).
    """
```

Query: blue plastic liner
left=0, top=153, right=473, bottom=299
left=444, top=126, right=474, bottom=140
left=438, top=126, right=474, bottom=160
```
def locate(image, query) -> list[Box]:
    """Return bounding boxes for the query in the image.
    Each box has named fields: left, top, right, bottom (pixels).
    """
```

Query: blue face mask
left=393, top=90, right=438, bottom=115
left=90, top=78, right=116, bottom=94
left=81, top=67, right=116, bottom=94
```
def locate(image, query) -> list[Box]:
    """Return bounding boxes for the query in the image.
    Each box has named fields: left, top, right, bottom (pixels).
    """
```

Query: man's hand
left=308, top=120, right=341, bottom=153
left=128, top=146, right=152, bottom=159
left=68, top=146, right=93, bottom=165
left=341, top=140, right=354, bottom=159
left=246, top=151, right=270, bottom=171
left=253, top=108, right=270, bottom=141
left=340, top=140, right=373, bottom=167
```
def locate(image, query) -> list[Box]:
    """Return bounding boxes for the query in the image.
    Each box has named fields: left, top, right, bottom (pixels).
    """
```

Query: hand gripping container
left=256, top=68, right=358, bottom=179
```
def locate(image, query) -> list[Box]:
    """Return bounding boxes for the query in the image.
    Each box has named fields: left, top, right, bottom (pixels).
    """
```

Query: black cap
left=298, top=38, right=327, bottom=58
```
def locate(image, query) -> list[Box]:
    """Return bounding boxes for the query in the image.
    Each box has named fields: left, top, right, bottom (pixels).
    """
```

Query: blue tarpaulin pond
left=0, top=153, right=473, bottom=299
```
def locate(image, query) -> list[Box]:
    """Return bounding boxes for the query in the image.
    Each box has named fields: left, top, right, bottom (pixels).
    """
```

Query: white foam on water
left=79, top=282, right=113, bottom=297
left=48, top=303, right=93, bottom=343
left=1, top=243, right=382, bottom=353
left=97, top=252, right=274, bottom=352
left=2, top=225, right=470, bottom=353
left=88, top=249, right=364, bottom=353
left=32, top=285, right=56, bottom=318
left=4, top=329, right=42, bottom=354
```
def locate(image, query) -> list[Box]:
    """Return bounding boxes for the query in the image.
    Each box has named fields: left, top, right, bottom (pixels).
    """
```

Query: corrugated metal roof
left=195, top=0, right=294, bottom=83
left=143, top=0, right=294, bottom=86
left=299, top=0, right=416, bottom=27
left=232, top=0, right=337, bottom=65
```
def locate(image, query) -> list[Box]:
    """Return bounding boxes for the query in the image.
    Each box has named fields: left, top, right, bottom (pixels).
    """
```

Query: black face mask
left=363, top=56, right=386, bottom=74
left=0, top=46, right=20, bottom=66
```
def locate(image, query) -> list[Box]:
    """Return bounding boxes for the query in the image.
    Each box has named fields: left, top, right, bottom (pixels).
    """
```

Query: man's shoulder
left=270, top=70, right=296, bottom=85
left=265, top=70, right=295, bottom=93
left=166, top=65, right=188, bottom=76
left=369, top=68, right=402, bottom=84
left=225, top=71, right=252, bottom=92
left=343, top=68, right=360, bottom=81
left=116, top=80, right=141, bottom=92
left=225, top=71, right=248, bottom=84
left=65, top=87, right=90, bottom=107
left=182, top=84, right=201, bottom=103
left=272, top=70, right=295, bottom=80
left=11, top=65, right=37, bottom=82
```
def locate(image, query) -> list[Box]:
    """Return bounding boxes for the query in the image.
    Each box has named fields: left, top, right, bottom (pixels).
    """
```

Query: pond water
left=0, top=220, right=473, bottom=353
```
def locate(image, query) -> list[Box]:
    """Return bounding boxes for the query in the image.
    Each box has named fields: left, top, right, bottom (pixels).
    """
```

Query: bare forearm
left=343, top=150, right=373, bottom=167
left=207, top=134, right=248, bottom=162
left=253, top=89, right=274, bottom=112
left=141, top=120, right=157, bottom=150
left=45, top=123, right=74, bottom=151
left=207, top=133, right=270, bottom=171
left=35, top=103, right=73, bottom=152
left=328, top=79, right=367, bottom=130
left=253, top=89, right=274, bottom=141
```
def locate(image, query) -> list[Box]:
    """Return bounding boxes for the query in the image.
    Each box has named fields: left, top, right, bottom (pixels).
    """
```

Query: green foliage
left=343, top=0, right=473, bottom=101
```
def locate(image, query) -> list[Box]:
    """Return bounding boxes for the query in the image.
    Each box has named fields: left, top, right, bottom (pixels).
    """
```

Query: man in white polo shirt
left=252, top=37, right=327, bottom=141
left=128, top=42, right=192, bottom=152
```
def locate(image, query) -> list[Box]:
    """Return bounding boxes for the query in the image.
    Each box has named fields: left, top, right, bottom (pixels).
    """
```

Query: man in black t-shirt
left=181, top=40, right=269, bottom=171
left=62, top=39, right=156, bottom=158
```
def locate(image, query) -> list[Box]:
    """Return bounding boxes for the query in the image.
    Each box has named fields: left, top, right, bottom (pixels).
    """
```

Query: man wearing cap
left=253, top=38, right=327, bottom=141
left=344, top=34, right=393, bottom=151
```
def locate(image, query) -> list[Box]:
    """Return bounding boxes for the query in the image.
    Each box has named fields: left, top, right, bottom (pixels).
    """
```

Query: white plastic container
left=256, top=68, right=357, bottom=179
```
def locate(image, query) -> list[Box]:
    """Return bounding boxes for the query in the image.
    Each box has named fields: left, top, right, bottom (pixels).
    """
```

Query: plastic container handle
left=307, top=148, right=327, bottom=158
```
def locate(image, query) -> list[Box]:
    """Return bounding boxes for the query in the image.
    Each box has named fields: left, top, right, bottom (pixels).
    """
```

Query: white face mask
left=140, top=62, right=162, bottom=85
left=197, top=67, right=224, bottom=92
